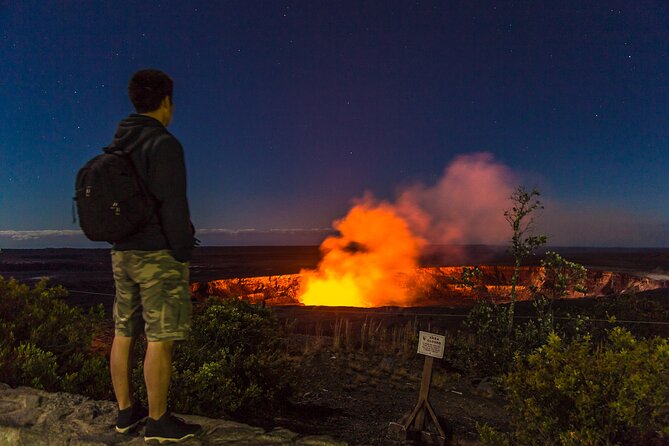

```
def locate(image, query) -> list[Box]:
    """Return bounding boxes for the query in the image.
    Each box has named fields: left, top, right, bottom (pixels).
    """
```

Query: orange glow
left=298, top=200, right=425, bottom=307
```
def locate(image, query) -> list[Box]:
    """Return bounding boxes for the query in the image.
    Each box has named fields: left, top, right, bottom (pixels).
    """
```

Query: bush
left=133, top=298, right=293, bottom=418
left=0, top=277, right=112, bottom=399
left=445, top=299, right=515, bottom=377
left=445, top=298, right=553, bottom=377
left=14, top=343, right=58, bottom=390
left=501, top=328, right=669, bottom=445
left=0, top=277, right=293, bottom=416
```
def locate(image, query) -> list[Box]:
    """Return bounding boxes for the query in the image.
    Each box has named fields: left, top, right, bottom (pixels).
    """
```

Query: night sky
left=1, top=1, right=668, bottom=248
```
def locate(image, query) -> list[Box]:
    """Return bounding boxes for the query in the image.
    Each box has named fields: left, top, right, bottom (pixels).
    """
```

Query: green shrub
left=15, top=343, right=58, bottom=390
left=61, top=353, right=114, bottom=400
left=0, top=277, right=112, bottom=398
left=477, top=422, right=511, bottom=446
left=446, top=298, right=553, bottom=377
left=133, top=298, right=293, bottom=418
left=502, top=328, right=669, bottom=445
left=447, top=299, right=515, bottom=377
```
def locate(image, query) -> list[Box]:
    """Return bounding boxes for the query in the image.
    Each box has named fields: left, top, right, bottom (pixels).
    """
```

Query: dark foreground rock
left=0, top=383, right=346, bottom=445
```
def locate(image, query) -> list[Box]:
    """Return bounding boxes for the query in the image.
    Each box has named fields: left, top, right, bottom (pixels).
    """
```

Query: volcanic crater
left=192, top=265, right=669, bottom=307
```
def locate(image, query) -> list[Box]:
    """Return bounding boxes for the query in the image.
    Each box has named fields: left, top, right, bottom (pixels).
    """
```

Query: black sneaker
left=115, top=403, right=149, bottom=433
left=144, top=412, right=201, bottom=443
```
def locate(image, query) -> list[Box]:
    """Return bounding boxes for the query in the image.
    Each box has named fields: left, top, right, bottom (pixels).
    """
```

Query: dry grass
left=302, top=322, right=325, bottom=354
left=293, top=317, right=451, bottom=396
left=348, top=359, right=366, bottom=373
left=391, top=366, right=412, bottom=382
left=431, top=369, right=461, bottom=391
left=333, top=318, right=352, bottom=351
left=291, top=313, right=438, bottom=365
left=328, top=317, right=422, bottom=358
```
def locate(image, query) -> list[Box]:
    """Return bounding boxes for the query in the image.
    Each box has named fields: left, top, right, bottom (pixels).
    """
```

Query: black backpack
left=74, top=146, right=156, bottom=242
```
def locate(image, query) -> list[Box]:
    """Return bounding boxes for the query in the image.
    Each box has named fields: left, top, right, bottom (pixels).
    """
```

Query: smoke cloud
left=394, top=152, right=517, bottom=246
left=297, top=152, right=519, bottom=306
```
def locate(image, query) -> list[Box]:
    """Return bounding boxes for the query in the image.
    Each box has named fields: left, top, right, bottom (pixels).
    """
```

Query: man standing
left=109, top=69, right=200, bottom=442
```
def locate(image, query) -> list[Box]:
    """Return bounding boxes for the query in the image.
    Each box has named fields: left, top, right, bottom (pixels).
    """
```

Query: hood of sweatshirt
left=110, top=114, right=166, bottom=152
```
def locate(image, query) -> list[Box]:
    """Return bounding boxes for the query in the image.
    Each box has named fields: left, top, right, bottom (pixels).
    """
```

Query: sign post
left=388, top=331, right=447, bottom=445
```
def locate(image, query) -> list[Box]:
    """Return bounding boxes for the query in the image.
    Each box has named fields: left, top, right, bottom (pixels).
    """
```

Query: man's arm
left=150, top=136, right=195, bottom=262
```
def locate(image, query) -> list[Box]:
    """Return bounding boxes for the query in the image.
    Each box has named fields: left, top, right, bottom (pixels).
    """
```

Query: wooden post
left=387, top=331, right=447, bottom=444
left=413, top=355, right=434, bottom=430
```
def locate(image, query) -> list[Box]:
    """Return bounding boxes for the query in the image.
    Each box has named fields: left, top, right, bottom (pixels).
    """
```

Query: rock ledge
left=0, top=383, right=346, bottom=445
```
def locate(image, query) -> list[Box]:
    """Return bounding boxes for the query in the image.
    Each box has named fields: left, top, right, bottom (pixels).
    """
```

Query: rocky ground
left=0, top=383, right=345, bottom=445
left=275, top=339, right=509, bottom=446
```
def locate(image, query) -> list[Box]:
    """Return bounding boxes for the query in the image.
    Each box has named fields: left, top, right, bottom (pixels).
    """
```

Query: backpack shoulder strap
left=102, top=146, right=158, bottom=205
left=103, top=145, right=125, bottom=155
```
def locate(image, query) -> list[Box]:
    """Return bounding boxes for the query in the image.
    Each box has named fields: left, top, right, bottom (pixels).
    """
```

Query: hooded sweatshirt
left=110, top=114, right=195, bottom=262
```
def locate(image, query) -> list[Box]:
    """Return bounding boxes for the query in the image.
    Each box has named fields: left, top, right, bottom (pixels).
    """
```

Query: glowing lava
left=297, top=153, right=526, bottom=307
left=298, top=199, right=425, bottom=307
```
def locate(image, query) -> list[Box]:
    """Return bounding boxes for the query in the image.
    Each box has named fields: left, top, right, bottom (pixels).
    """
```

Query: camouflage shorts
left=111, top=249, right=192, bottom=342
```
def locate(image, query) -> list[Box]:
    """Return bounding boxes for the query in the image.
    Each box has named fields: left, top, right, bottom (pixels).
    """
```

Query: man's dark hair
left=128, top=69, right=173, bottom=113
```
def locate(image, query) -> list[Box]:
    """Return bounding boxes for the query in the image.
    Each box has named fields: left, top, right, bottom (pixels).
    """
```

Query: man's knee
left=147, top=340, right=175, bottom=356
left=112, top=335, right=136, bottom=350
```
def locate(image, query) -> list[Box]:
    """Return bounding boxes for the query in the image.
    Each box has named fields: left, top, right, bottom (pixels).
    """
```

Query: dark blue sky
left=1, top=1, right=668, bottom=247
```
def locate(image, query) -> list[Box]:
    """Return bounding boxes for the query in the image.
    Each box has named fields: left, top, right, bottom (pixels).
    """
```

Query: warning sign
left=417, top=331, right=445, bottom=359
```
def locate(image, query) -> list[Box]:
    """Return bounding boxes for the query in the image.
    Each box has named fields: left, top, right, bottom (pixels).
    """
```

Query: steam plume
left=395, top=152, right=516, bottom=246
left=298, top=152, right=518, bottom=306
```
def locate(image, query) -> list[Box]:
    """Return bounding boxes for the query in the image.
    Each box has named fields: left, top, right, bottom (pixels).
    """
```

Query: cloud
left=0, top=230, right=84, bottom=241
left=0, top=228, right=334, bottom=248
left=394, top=152, right=517, bottom=245
left=0, top=230, right=101, bottom=248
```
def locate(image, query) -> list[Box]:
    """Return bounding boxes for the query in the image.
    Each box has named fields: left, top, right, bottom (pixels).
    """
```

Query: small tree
left=504, top=186, right=547, bottom=330
left=540, top=251, right=587, bottom=307
left=460, top=266, right=485, bottom=292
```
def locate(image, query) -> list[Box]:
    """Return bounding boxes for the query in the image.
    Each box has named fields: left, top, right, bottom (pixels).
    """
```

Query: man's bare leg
left=110, top=335, right=136, bottom=410
left=144, top=340, right=174, bottom=419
